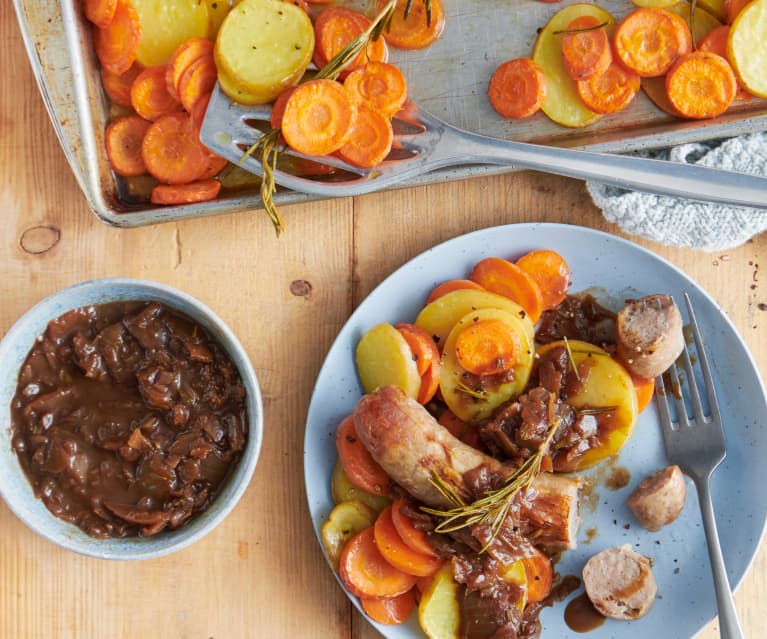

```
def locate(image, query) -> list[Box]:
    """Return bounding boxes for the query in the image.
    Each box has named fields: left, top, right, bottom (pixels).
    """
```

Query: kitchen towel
left=587, top=131, right=767, bottom=251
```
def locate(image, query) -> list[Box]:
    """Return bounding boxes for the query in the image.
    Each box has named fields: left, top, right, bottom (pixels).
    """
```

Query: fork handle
left=695, top=475, right=744, bottom=639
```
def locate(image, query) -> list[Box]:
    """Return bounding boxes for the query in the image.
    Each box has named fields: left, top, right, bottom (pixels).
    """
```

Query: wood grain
left=1, top=7, right=764, bottom=639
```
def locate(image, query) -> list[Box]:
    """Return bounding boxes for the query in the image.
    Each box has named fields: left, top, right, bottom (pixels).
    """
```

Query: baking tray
left=14, top=0, right=767, bottom=228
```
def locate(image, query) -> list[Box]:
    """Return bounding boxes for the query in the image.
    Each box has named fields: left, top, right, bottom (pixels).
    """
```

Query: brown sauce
left=564, top=592, right=605, bottom=633
left=10, top=301, right=248, bottom=538
left=606, top=466, right=631, bottom=490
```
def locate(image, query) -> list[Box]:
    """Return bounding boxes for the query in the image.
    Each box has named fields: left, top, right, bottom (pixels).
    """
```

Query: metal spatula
left=200, top=84, right=767, bottom=207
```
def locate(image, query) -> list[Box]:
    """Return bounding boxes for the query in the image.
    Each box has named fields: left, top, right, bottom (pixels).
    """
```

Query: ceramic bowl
left=0, top=278, right=263, bottom=560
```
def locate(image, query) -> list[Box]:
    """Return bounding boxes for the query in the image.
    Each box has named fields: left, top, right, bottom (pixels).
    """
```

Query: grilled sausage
left=353, top=385, right=581, bottom=549
left=627, top=465, right=686, bottom=532
left=582, top=546, right=657, bottom=620
left=616, top=294, right=684, bottom=379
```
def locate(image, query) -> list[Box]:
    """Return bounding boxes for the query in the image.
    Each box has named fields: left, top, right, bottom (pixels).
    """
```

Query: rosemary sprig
left=423, top=417, right=562, bottom=551
left=239, top=128, right=285, bottom=234
left=563, top=336, right=581, bottom=382
left=576, top=405, right=618, bottom=416
left=404, top=0, right=433, bottom=25
left=455, top=380, right=487, bottom=400
left=552, top=20, right=608, bottom=35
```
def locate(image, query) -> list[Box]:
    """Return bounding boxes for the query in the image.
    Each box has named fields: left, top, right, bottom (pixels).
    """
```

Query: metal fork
left=655, top=294, right=744, bottom=639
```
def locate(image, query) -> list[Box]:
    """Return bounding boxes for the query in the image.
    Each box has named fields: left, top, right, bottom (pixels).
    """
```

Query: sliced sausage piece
left=353, top=385, right=582, bottom=549
left=616, top=294, right=684, bottom=379
left=582, top=546, right=657, bottom=620
left=627, top=465, right=686, bottom=532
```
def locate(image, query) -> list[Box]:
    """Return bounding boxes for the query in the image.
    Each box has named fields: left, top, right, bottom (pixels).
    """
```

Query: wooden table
left=1, top=8, right=765, bottom=639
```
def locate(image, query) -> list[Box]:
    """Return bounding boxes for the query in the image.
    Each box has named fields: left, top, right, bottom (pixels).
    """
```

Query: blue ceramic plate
left=304, top=223, right=767, bottom=639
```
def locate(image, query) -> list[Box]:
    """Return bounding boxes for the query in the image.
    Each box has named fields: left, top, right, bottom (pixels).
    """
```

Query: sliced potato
left=692, top=0, right=727, bottom=22
left=330, top=460, right=391, bottom=513
left=415, top=289, right=534, bottom=349
left=215, top=0, right=314, bottom=104
left=355, top=322, right=422, bottom=398
left=532, top=4, right=615, bottom=128
left=728, top=0, right=767, bottom=97
left=440, top=308, right=533, bottom=422
left=537, top=340, right=638, bottom=470
left=665, top=2, right=722, bottom=40
left=641, top=77, right=680, bottom=116
left=321, top=500, right=376, bottom=569
left=206, top=0, right=231, bottom=36
left=418, top=563, right=461, bottom=639
left=132, top=0, right=211, bottom=67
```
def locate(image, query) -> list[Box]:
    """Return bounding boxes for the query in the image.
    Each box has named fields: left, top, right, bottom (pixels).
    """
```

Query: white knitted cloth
left=587, top=132, right=767, bottom=251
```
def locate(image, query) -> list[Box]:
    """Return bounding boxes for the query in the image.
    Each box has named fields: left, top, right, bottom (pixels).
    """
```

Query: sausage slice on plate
left=582, top=545, right=657, bottom=620
left=627, top=465, right=687, bottom=532
left=616, top=294, right=684, bottom=379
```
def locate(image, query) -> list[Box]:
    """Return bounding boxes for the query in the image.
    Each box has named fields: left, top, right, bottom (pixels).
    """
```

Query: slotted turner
left=200, top=84, right=767, bottom=206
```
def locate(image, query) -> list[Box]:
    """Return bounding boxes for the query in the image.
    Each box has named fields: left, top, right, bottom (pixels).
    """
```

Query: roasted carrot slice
left=189, top=91, right=212, bottom=133
left=141, top=112, right=208, bottom=184
left=522, top=548, right=553, bottom=604
left=281, top=79, right=357, bottom=156
left=725, top=0, right=752, bottom=23
left=665, top=51, right=736, bottom=118
left=270, top=87, right=298, bottom=130
left=395, top=323, right=439, bottom=376
left=344, top=62, right=408, bottom=117
left=454, top=318, right=522, bottom=376
left=470, top=257, right=545, bottom=323
left=131, top=66, right=182, bottom=121
left=166, top=37, right=214, bottom=102
left=85, top=0, right=117, bottom=28
left=197, top=149, right=229, bottom=180
left=150, top=179, right=221, bottom=205
left=360, top=590, right=416, bottom=625
left=576, top=60, right=641, bottom=114
left=698, top=26, right=751, bottom=101
left=488, top=58, right=547, bottom=119
left=94, top=0, right=141, bottom=75
left=101, top=63, right=142, bottom=107
left=105, top=114, right=151, bottom=176
left=178, top=54, right=217, bottom=112
left=337, top=104, right=393, bottom=168
left=560, top=15, right=612, bottom=81
left=338, top=527, right=417, bottom=597
left=313, top=7, right=388, bottom=75
left=630, top=373, right=655, bottom=413
left=613, top=7, right=691, bottom=77
left=515, top=249, right=571, bottom=311
left=425, top=279, right=485, bottom=305
left=416, top=361, right=440, bottom=404
left=375, top=0, right=446, bottom=50
left=390, top=499, right=438, bottom=558
left=374, top=506, right=443, bottom=577
left=336, top=415, right=390, bottom=496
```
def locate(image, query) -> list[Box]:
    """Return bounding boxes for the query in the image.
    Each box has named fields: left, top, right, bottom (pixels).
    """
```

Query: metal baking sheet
left=14, top=0, right=767, bottom=228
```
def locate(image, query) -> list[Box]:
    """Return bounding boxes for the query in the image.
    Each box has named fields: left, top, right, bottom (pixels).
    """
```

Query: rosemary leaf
left=552, top=21, right=608, bottom=35
left=563, top=336, right=581, bottom=382
left=576, top=405, right=618, bottom=416
left=455, top=380, right=487, bottom=400
left=239, top=129, right=285, bottom=235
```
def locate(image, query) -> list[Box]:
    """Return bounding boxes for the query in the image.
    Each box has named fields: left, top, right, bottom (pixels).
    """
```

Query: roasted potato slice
left=132, top=0, right=211, bottom=67
left=321, top=499, right=376, bottom=570
left=356, top=322, right=422, bottom=398
left=418, top=563, right=461, bottom=639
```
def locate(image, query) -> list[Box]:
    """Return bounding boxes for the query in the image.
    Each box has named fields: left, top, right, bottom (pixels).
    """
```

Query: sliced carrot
left=178, top=54, right=218, bottom=113
left=725, top=0, right=752, bottom=23
left=416, top=361, right=440, bottom=405
left=425, top=279, right=485, bottom=305
left=94, top=0, right=141, bottom=75
left=85, top=0, right=117, bottom=29
left=631, top=373, right=655, bottom=413
left=470, top=257, right=545, bottom=323
left=150, top=179, right=221, bottom=205
left=665, top=51, right=736, bottom=119
left=339, top=527, right=417, bottom=597
left=131, top=66, right=182, bottom=121
left=166, top=37, right=214, bottom=102
left=576, top=60, right=641, bottom=114
left=454, top=318, right=522, bottom=376
left=189, top=91, right=212, bottom=134
left=101, top=63, right=142, bottom=107
left=281, top=79, right=357, bottom=156
left=522, top=548, right=553, bottom=604
left=395, top=323, right=439, bottom=376
left=360, top=590, right=416, bottom=625
left=196, top=150, right=229, bottom=179
left=374, top=506, right=444, bottom=577
left=313, top=8, right=388, bottom=75
left=338, top=104, right=393, bottom=168
left=376, top=0, right=446, bottom=50
left=344, top=62, right=408, bottom=117
left=105, top=114, right=151, bottom=177
left=488, top=58, right=547, bottom=119
left=613, top=7, right=692, bottom=77
left=141, top=112, right=208, bottom=184
left=560, top=15, right=612, bottom=81
left=270, top=87, right=298, bottom=130
left=515, top=249, right=571, bottom=311
left=697, top=26, right=751, bottom=101
left=391, top=499, right=438, bottom=558
left=336, top=415, right=390, bottom=496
